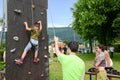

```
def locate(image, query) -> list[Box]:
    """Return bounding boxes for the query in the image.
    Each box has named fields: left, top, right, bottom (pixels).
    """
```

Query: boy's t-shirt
left=57, top=53, right=85, bottom=80
left=31, top=27, right=41, bottom=40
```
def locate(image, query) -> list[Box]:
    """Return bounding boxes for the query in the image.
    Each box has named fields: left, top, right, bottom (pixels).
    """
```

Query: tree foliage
left=0, top=18, right=3, bottom=25
left=72, top=0, right=120, bottom=45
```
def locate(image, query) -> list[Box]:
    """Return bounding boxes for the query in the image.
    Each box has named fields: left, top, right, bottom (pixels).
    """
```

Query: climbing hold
left=13, top=36, right=19, bottom=41
left=10, top=48, right=16, bottom=53
left=44, top=55, right=48, bottom=59
left=40, top=11, right=44, bottom=15
left=28, top=72, right=32, bottom=75
left=14, top=9, right=22, bottom=14
left=44, top=46, right=47, bottom=50
left=41, top=74, right=44, bottom=77
left=42, top=37, right=45, bottom=40
left=32, top=4, right=35, bottom=9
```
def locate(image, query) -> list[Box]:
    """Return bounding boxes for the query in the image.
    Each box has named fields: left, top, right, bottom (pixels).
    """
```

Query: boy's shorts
left=24, top=38, right=38, bottom=51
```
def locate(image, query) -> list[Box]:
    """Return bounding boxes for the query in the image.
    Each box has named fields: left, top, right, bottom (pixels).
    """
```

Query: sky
left=0, top=0, right=77, bottom=28
left=0, top=0, right=3, bottom=18
left=47, top=0, right=77, bottom=27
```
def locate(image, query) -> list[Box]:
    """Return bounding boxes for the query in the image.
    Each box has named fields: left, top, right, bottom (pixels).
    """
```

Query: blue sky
left=0, top=0, right=77, bottom=27
left=0, top=0, right=3, bottom=18
left=48, top=0, right=77, bottom=27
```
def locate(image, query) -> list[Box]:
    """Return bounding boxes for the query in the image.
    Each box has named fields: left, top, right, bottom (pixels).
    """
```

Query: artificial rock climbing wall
left=6, top=0, right=48, bottom=80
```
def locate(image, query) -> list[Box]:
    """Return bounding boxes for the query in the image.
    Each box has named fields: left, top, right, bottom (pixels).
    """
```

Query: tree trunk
left=89, top=39, right=93, bottom=53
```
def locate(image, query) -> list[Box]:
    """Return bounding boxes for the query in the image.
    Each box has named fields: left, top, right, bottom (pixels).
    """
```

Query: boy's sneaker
left=15, top=59, right=23, bottom=64
left=34, top=58, right=39, bottom=63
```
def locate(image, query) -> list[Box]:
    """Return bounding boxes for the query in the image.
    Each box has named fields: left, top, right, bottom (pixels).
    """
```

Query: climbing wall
left=6, top=0, right=48, bottom=80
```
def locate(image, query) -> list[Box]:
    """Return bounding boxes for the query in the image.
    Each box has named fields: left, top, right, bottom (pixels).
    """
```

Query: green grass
left=49, top=61, right=62, bottom=80
left=49, top=53, right=120, bottom=80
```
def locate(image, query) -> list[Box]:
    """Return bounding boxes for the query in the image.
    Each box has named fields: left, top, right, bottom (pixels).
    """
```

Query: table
left=86, top=71, right=120, bottom=80
left=85, top=71, right=97, bottom=80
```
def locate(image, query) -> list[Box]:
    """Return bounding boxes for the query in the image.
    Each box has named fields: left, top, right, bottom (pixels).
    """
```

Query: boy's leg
left=21, top=50, right=28, bottom=60
left=30, top=39, right=39, bottom=63
left=21, top=41, right=32, bottom=59
left=15, top=41, right=32, bottom=64
left=34, top=51, right=39, bottom=63
left=34, top=50, right=38, bottom=59
left=34, top=46, right=39, bottom=63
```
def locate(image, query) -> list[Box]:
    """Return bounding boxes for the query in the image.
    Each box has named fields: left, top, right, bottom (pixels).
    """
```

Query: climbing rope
left=31, top=0, right=34, bottom=27
left=49, top=8, right=56, bottom=37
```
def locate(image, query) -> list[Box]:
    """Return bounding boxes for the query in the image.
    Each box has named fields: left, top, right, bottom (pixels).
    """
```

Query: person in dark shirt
left=63, top=45, right=67, bottom=54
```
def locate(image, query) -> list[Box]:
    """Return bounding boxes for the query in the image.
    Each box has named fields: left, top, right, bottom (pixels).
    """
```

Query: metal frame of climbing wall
left=6, top=0, right=48, bottom=80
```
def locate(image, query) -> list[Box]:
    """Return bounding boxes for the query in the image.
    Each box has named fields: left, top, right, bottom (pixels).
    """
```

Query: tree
left=72, top=0, right=120, bottom=47
left=0, top=18, right=3, bottom=25
left=0, top=18, right=3, bottom=47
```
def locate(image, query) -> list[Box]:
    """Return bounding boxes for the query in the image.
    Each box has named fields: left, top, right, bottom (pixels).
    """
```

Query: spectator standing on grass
left=109, top=45, right=114, bottom=59
left=54, top=36, right=85, bottom=80
left=53, top=45, right=57, bottom=61
left=104, top=46, right=113, bottom=67
left=94, top=45, right=107, bottom=80
left=104, top=46, right=113, bottom=80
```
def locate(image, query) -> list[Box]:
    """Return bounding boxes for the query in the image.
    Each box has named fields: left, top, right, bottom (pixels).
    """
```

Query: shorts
left=24, top=38, right=38, bottom=51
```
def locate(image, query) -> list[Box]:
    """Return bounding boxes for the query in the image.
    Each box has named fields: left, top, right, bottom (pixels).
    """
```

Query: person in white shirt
left=109, top=45, right=114, bottom=58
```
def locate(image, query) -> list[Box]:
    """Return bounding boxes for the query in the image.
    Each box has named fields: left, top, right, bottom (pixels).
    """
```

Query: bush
left=0, top=41, right=6, bottom=61
left=0, top=61, right=5, bottom=70
left=0, top=49, right=4, bottom=61
left=0, top=41, right=6, bottom=70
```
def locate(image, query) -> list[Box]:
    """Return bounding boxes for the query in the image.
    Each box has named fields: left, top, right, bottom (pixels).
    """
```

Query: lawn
left=49, top=52, right=120, bottom=80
